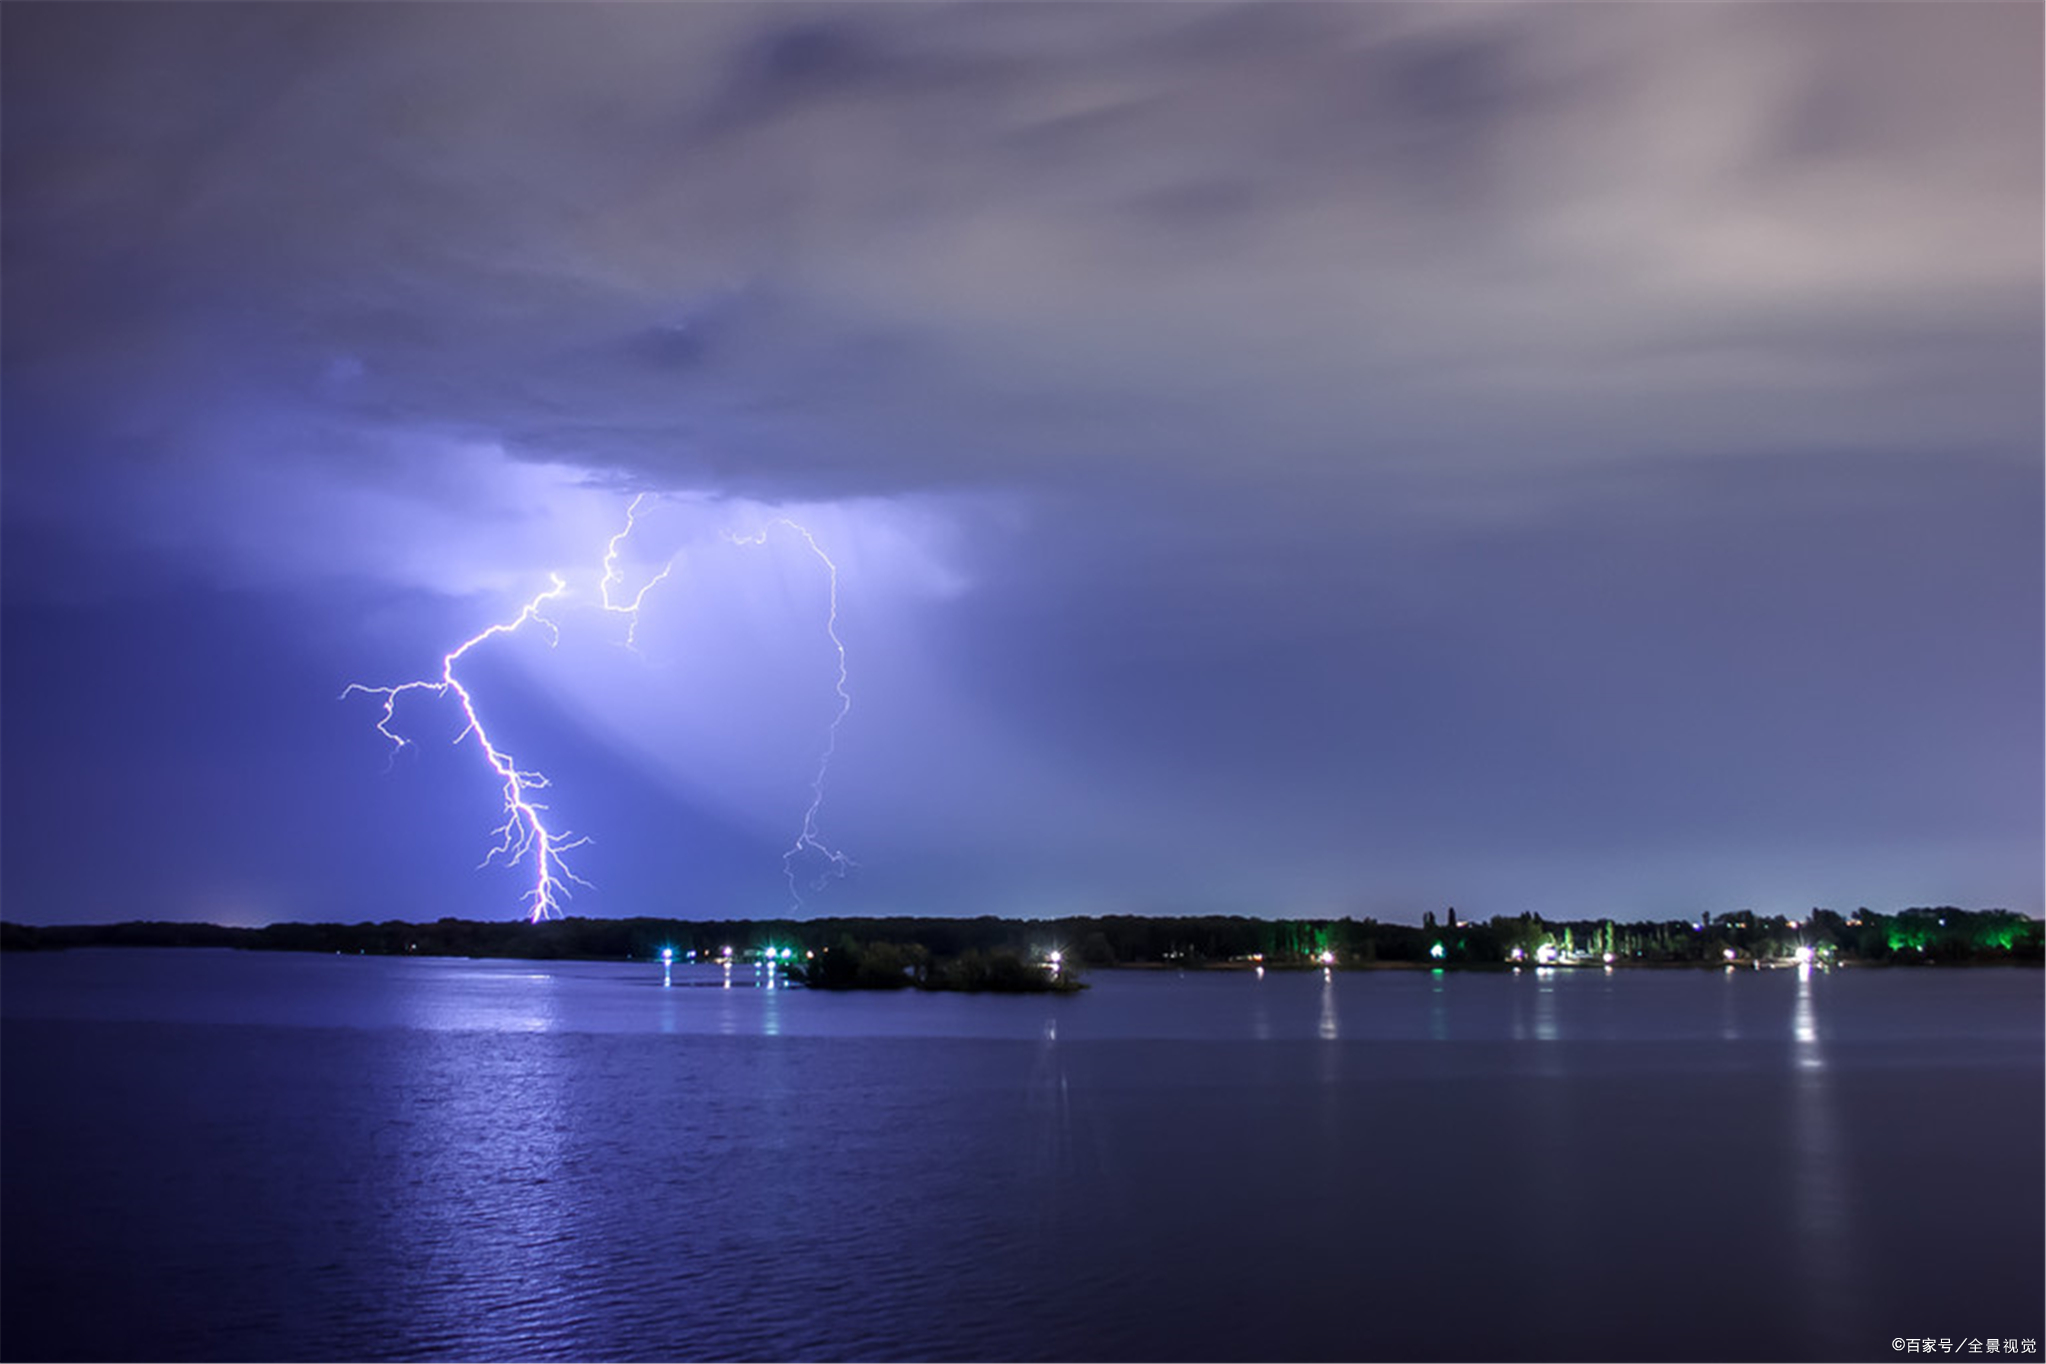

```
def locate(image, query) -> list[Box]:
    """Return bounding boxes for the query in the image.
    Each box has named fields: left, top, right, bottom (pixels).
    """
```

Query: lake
left=2, top=949, right=2039, bottom=1361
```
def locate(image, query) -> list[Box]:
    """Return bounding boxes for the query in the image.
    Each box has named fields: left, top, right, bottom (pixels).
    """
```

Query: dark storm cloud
left=2, top=2, right=2038, bottom=921
left=8, top=2, right=2035, bottom=534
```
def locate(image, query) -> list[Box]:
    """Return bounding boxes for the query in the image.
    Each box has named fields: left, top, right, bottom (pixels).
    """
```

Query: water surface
left=4, top=951, right=2039, bottom=1360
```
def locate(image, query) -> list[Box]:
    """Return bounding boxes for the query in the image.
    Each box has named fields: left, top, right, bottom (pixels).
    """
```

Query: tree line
left=2, top=905, right=2037, bottom=966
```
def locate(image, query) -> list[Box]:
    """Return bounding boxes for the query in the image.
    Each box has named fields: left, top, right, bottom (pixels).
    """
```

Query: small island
left=789, top=937, right=1083, bottom=994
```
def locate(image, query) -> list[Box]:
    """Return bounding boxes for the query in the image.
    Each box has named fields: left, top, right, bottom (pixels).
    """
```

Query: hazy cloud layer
left=3, top=3, right=2038, bottom=922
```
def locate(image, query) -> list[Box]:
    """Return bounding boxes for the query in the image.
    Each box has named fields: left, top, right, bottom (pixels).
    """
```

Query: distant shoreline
left=4, top=908, right=2038, bottom=975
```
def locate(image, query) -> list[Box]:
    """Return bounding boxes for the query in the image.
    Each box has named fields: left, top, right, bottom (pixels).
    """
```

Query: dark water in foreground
left=2, top=951, right=2039, bottom=1362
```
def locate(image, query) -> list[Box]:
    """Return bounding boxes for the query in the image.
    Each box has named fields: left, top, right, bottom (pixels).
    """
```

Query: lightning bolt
left=598, top=492, right=675, bottom=649
left=727, top=519, right=855, bottom=909
left=345, top=498, right=855, bottom=921
left=341, top=574, right=591, bottom=923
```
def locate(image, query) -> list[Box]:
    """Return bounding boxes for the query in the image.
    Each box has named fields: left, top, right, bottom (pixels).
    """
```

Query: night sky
left=3, top=3, right=2039, bottom=927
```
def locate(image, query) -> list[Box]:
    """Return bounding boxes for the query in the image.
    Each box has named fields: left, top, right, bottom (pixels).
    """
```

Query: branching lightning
left=342, top=575, right=591, bottom=923
left=345, top=497, right=857, bottom=921
left=728, top=519, right=855, bottom=909
left=598, top=493, right=674, bottom=650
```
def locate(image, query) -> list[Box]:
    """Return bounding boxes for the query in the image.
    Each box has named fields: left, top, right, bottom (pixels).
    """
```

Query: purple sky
left=4, top=2, right=2039, bottom=927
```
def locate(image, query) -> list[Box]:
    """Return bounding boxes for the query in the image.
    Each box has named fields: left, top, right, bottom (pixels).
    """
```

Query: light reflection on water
left=1794, top=962, right=1821, bottom=1059
left=2, top=951, right=2039, bottom=1363
left=1787, top=963, right=1857, bottom=1340
left=10, top=950, right=2038, bottom=1046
